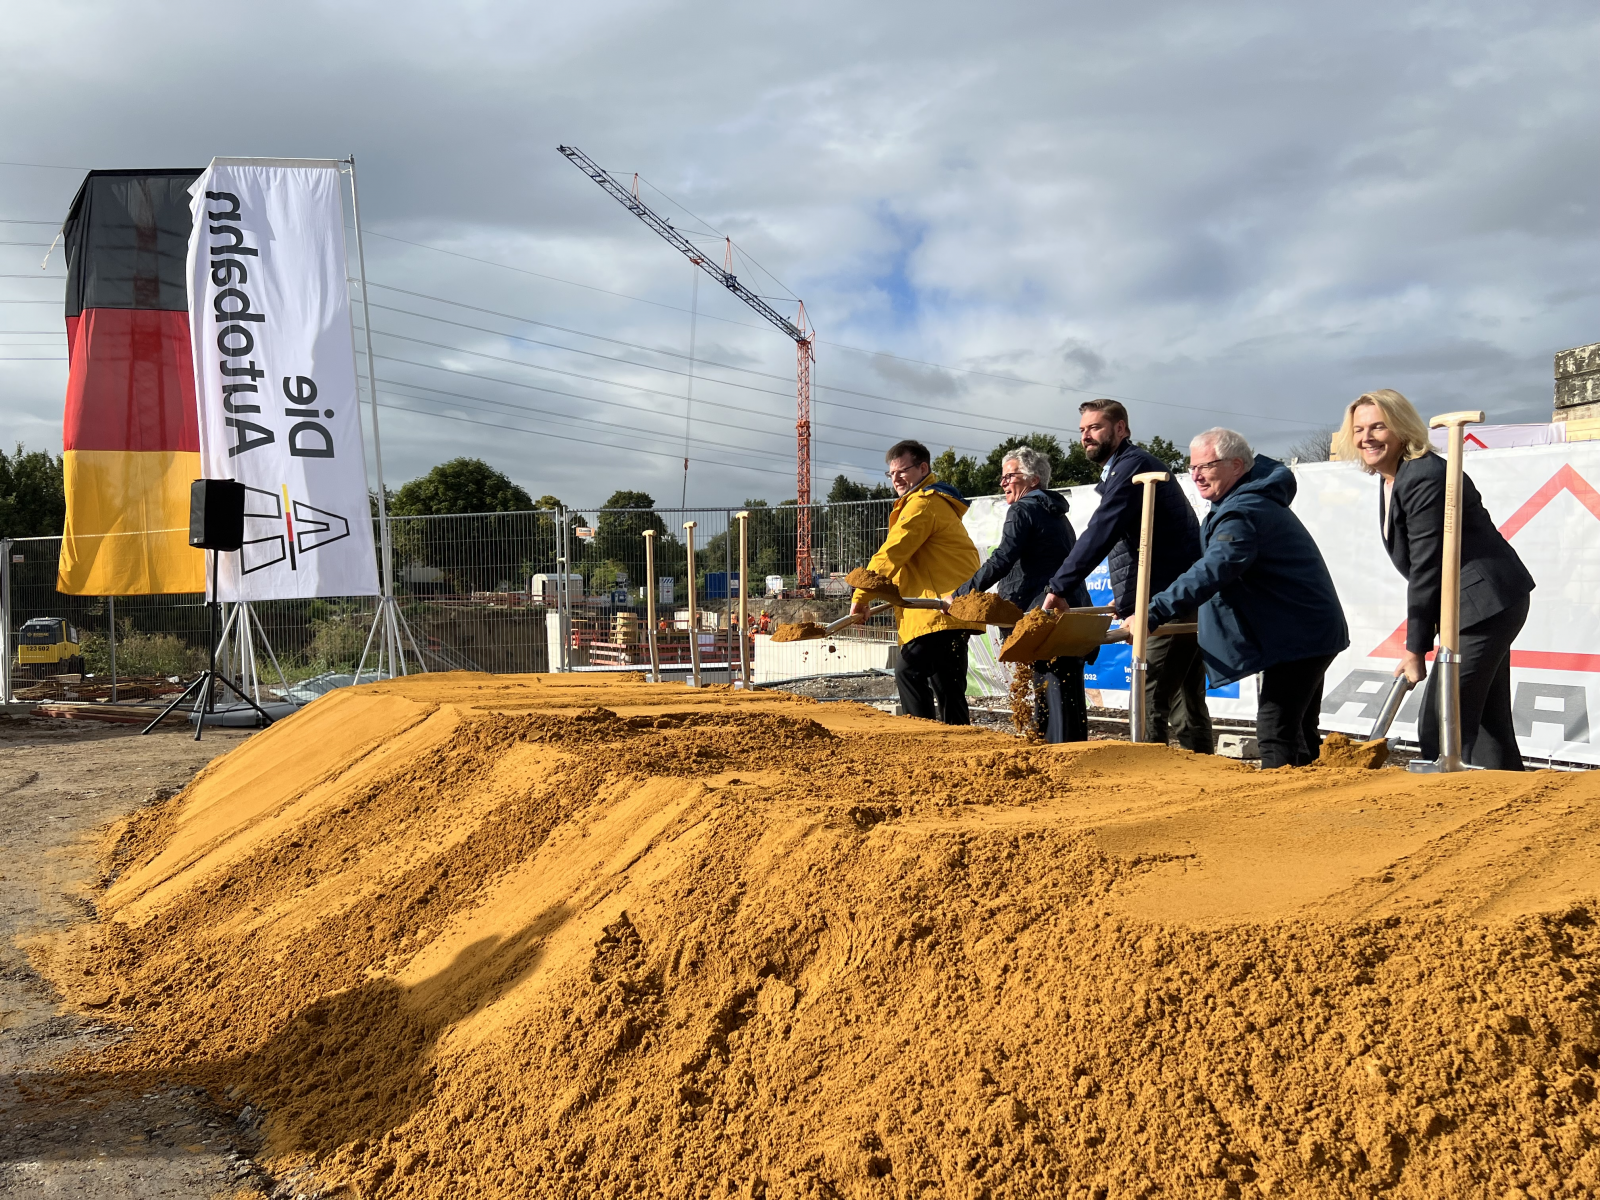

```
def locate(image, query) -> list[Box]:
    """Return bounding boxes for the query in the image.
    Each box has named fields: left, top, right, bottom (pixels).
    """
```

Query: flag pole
left=345, top=154, right=420, bottom=678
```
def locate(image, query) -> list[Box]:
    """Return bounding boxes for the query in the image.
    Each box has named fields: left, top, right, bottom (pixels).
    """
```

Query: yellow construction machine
left=14, top=617, right=84, bottom=678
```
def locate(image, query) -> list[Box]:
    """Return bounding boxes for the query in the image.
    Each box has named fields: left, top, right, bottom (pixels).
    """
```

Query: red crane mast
left=558, top=145, right=815, bottom=587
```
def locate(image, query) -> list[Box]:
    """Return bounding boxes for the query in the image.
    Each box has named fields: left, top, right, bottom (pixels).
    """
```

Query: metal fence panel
left=1, top=496, right=902, bottom=697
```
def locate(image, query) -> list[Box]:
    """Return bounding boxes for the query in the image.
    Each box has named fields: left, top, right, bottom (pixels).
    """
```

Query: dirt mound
left=31, top=673, right=1600, bottom=1200
left=1318, top=730, right=1390, bottom=769
left=846, top=567, right=899, bottom=599
left=948, top=591, right=1025, bottom=626
left=771, top=621, right=827, bottom=643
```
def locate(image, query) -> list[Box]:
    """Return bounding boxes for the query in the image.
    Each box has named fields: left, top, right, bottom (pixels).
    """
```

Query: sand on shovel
left=998, top=609, right=1057, bottom=662
left=846, top=567, right=900, bottom=601
left=1317, top=730, right=1390, bottom=769
left=948, top=592, right=1025, bottom=626
left=771, top=621, right=828, bottom=643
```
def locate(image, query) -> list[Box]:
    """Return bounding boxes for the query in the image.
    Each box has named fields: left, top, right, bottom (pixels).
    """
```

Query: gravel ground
left=0, top=713, right=310, bottom=1198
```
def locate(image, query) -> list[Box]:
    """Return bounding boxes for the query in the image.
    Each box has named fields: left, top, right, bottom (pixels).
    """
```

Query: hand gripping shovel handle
left=1369, top=674, right=1414, bottom=741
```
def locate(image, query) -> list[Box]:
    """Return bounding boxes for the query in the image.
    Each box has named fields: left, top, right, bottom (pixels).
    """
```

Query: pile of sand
left=1317, top=731, right=1390, bottom=770
left=846, top=567, right=899, bottom=600
left=770, top=622, right=827, bottom=643
left=948, top=592, right=1025, bottom=626
left=34, top=673, right=1600, bottom=1199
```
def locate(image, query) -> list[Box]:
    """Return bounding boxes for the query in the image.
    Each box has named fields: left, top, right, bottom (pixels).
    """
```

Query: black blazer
left=1383, top=452, right=1534, bottom=654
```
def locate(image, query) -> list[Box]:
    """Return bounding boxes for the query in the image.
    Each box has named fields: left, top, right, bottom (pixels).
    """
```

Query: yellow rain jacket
left=855, top=474, right=984, bottom=644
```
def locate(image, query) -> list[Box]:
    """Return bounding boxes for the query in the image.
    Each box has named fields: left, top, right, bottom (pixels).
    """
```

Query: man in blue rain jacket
left=1145, top=428, right=1349, bottom=769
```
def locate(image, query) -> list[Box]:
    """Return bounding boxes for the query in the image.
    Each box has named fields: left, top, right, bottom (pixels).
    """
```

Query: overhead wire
left=358, top=297, right=1000, bottom=451
left=357, top=338, right=941, bottom=461
left=352, top=225, right=1315, bottom=427
left=368, top=377, right=868, bottom=476
left=354, top=281, right=1071, bottom=444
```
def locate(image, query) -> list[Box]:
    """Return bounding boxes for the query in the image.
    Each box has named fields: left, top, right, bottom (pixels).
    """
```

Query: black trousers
left=896, top=630, right=971, bottom=725
left=1257, top=653, right=1334, bottom=768
left=1033, top=656, right=1088, bottom=743
left=1143, top=632, right=1214, bottom=753
left=1417, top=592, right=1528, bottom=770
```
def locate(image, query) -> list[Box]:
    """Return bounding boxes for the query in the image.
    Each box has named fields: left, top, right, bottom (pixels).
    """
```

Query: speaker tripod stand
left=142, top=548, right=274, bottom=741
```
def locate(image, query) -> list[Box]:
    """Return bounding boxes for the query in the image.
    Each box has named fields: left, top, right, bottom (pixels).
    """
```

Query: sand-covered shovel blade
left=772, top=602, right=893, bottom=642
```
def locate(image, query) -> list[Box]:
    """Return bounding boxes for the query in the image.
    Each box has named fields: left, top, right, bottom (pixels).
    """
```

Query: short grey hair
left=1000, top=445, right=1052, bottom=489
left=1191, top=427, right=1252, bottom=464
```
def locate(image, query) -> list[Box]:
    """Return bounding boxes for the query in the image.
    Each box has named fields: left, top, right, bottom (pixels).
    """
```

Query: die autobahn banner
left=963, top=443, right=1600, bottom=766
left=186, top=157, right=378, bottom=601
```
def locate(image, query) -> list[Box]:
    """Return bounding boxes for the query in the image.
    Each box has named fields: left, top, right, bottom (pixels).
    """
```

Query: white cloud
left=0, top=0, right=1595, bottom=503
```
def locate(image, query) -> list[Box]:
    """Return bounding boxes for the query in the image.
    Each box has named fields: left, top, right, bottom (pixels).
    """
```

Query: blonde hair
left=1333, top=389, right=1433, bottom=473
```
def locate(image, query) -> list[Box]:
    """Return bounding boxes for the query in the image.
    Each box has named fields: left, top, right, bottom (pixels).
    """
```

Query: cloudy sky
left=2, top=0, right=1596, bottom=509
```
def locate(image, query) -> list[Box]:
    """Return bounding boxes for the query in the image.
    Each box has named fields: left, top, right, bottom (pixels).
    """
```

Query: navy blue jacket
left=954, top=488, right=1091, bottom=611
left=1045, top=439, right=1202, bottom=617
left=1147, top=456, right=1349, bottom=686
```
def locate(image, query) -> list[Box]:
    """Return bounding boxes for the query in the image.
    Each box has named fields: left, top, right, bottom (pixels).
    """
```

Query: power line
left=0, top=219, right=62, bottom=226
left=0, top=160, right=88, bottom=171
left=361, top=365, right=915, bottom=464
left=359, top=299, right=1000, bottom=451
left=359, top=341, right=936, bottom=461
left=355, top=225, right=1314, bottom=427
left=355, top=279, right=1077, bottom=442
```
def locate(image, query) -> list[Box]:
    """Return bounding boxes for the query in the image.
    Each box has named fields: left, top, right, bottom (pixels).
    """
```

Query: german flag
left=58, top=169, right=207, bottom=595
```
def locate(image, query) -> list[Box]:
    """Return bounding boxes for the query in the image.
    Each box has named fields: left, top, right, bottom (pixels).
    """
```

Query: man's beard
left=1084, top=436, right=1116, bottom=464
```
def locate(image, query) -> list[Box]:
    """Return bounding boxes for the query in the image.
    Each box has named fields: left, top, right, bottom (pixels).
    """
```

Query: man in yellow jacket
left=850, top=439, right=983, bottom=724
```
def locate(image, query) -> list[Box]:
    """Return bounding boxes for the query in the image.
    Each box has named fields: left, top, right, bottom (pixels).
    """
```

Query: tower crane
left=557, top=145, right=816, bottom=588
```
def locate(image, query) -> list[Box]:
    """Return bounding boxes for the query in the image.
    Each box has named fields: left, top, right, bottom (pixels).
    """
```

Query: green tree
left=931, top=448, right=981, bottom=497
left=391, top=457, right=534, bottom=516
left=1137, top=435, right=1190, bottom=474
left=826, top=474, right=893, bottom=503
left=593, top=490, right=669, bottom=573
left=0, top=444, right=65, bottom=538
left=389, top=458, right=535, bottom=593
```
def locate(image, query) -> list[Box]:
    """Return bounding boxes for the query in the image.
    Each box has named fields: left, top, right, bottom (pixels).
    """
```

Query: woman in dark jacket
left=951, top=445, right=1093, bottom=741
left=1335, top=389, right=1534, bottom=769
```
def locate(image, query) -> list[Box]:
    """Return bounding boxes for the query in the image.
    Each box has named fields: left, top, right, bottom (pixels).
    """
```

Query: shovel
left=778, top=602, right=897, bottom=642
left=1408, top=409, right=1485, bottom=774
left=1369, top=674, right=1414, bottom=741
left=1127, top=470, right=1171, bottom=742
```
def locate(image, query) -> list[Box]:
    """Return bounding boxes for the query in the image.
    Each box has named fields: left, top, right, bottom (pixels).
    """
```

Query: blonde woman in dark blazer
left=1334, top=389, right=1534, bottom=769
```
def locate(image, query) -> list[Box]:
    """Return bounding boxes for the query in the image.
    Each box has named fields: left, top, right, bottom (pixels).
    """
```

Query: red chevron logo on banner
left=1368, top=463, right=1600, bottom=672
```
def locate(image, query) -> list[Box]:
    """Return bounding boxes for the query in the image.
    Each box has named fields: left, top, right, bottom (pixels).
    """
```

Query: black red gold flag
left=58, top=168, right=206, bottom=594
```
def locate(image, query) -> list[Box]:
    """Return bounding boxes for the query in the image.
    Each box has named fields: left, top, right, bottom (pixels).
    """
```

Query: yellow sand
left=36, top=672, right=1600, bottom=1199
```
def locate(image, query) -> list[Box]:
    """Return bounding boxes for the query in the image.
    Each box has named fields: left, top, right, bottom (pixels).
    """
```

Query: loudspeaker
left=189, top=479, right=246, bottom=552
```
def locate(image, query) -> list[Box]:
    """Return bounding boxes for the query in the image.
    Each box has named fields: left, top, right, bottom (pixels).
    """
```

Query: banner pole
left=0, top=538, right=11, bottom=705
left=345, top=155, right=395, bottom=606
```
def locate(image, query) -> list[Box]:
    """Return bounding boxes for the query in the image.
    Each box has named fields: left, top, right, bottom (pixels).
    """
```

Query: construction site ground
left=3, top=673, right=1599, bottom=1199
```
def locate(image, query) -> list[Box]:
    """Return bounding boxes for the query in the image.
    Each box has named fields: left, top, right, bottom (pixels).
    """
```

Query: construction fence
left=1, top=498, right=900, bottom=700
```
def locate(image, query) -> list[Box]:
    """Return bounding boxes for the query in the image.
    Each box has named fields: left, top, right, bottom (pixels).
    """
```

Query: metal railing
left=1, top=497, right=900, bottom=701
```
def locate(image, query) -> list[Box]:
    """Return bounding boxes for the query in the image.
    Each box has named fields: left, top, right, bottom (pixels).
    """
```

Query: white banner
left=1298, top=445, right=1600, bottom=767
left=960, top=447, right=1600, bottom=764
left=186, top=158, right=378, bottom=599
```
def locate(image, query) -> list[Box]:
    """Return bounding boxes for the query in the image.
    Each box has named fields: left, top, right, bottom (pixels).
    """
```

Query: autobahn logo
left=240, top=484, right=352, bottom=575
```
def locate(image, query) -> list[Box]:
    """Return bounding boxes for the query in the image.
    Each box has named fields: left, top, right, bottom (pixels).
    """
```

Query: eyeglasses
left=884, top=465, right=922, bottom=480
left=999, top=472, right=1029, bottom=485
left=1190, top=458, right=1230, bottom=476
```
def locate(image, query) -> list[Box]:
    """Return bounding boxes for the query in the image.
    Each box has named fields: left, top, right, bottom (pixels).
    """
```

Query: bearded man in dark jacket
left=1042, top=399, right=1212, bottom=753
left=951, top=444, right=1093, bottom=742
